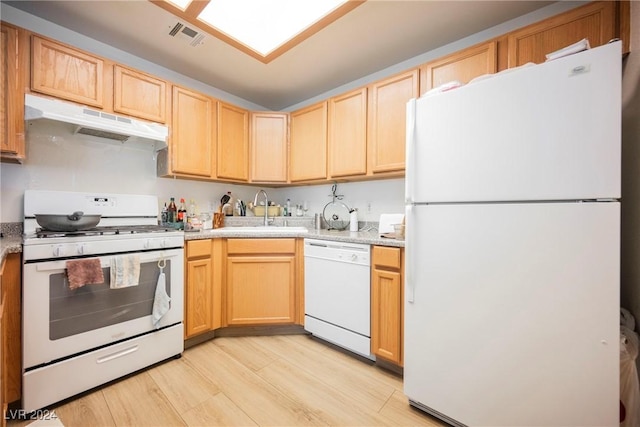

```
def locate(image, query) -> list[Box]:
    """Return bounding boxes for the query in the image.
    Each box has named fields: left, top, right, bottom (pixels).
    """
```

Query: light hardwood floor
left=10, top=334, right=445, bottom=426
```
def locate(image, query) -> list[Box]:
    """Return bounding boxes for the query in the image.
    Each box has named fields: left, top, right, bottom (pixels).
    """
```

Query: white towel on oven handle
left=152, top=267, right=171, bottom=328
left=110, top=255, right=140, bottom=289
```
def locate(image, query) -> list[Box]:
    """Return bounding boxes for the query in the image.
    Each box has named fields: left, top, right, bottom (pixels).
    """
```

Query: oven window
left=49, top=260, right=172, bottom=340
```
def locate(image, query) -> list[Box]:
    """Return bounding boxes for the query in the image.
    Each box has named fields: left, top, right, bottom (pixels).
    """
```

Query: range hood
left=24, top=94, right=168, bottom=150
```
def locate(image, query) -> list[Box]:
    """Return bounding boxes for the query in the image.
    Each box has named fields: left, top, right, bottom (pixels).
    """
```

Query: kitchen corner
left=183, top=216, right=405, bottom=248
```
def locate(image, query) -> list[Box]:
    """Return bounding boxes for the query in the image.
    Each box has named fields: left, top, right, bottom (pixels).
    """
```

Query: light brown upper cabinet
left=420, top=41, right=497, bottom=94
left=171, top=85, right=216, bottom=178
left=1, top=23, right=24, bottom=162
left=368, top=70, right=418, bottom=174
left=507, top=1, right=617, bottom=67
left=328, top=88, right=368, bottom=178
left=250, top=112, right=288, bottom=183
left=114, top=65, right=167, bottom=123
left=31, top=35, right=105, bottom=108
left=289, top=101, right=328, bottom=183
left=217, top=102, right=249, bottom=182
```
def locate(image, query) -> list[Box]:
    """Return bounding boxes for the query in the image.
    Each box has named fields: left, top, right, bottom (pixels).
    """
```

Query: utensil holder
left=213, top=213, right=225, bottom=229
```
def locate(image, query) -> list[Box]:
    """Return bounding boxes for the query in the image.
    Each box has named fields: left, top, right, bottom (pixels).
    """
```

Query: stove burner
left=35, top=224, right=179, bottom=238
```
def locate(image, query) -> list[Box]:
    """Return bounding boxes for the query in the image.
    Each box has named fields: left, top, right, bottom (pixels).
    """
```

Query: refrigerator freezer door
left=404, top=202, right=619, bottom=426
left=406, top=42, right=621, bottom=204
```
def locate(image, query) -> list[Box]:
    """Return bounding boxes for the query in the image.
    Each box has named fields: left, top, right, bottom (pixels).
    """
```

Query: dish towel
left=152, top=265, right=171, bottom=328
left=66, top=258, right=104, bottom=290
left=110, top=255, right=140, bottom=289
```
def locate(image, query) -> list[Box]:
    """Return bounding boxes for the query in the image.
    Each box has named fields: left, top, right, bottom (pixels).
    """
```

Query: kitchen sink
left=208, top=226, right=309, bottom=234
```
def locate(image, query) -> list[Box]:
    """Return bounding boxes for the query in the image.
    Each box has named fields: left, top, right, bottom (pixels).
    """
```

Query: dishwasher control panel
left=303, top=238, right=370, bottom=266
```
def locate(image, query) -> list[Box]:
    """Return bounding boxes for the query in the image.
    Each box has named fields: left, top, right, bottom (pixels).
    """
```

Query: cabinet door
left=289, top=101, right=327, bottom=182
left=368, top=70, right=418, bottom=174
left=328, top=88, right=367, bottom=178
left=31, top=35, right=104, bottom=108
left=114, top=65, right=167, bottom=123
left=171, top=85, right=216, bottom=177
left=217, top=102, right=249, bottom=181
left=226, top=256, right=295, bottom=325
left=371, top=246, right=403, bottom=365
left=507, top=1, right=616, bottom=67
left=185, top=255, right=213, bottom=338
left=420, top=41, right=497, bottom=94
left=250, top=112, right=288, bottom=183
left=1, top=253, right=21, bottom=404
left=1, top=24, right=24, bottom=161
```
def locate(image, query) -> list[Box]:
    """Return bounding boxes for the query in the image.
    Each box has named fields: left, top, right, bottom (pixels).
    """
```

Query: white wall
left=621, top=2, right=640, bottom=341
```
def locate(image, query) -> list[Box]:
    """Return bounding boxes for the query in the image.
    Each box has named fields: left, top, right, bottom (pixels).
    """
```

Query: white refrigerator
left=404, top=41, right=621, bottom=427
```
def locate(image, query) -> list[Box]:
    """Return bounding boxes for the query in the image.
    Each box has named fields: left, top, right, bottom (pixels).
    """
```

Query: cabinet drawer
left=187, top=239, right=212, bottom=259
left=372, top=246, right=401, bottom=269
left=227, top=238, right=296, bottom=255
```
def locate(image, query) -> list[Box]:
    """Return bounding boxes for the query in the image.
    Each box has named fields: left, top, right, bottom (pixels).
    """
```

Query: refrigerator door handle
left=405, top=203, right=415, bottom=303
left=405, top=98, right=417, bottom=204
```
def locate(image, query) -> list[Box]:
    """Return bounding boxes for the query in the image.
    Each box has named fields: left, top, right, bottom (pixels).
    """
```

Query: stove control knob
left=77, top=244, right=86, bottom=255
left=53, top=245, right=65, bottom=257
left=144, top=240, right=151, bottom=249
left=160, top=239, right=167, bottom=248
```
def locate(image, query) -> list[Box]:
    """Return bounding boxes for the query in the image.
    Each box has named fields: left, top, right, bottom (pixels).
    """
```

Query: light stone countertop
left=0, top=236, right=23, bottom=262
left=183, top=227, right=404, bottom=248
left=0, top=223, right=23, bottom=262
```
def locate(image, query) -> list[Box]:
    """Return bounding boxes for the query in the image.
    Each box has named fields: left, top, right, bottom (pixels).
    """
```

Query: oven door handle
left=31, top=250, right=182, bottom=272
left=96, top=345, right=139, bottom=364
left=34, top=260, right=108, bottom=272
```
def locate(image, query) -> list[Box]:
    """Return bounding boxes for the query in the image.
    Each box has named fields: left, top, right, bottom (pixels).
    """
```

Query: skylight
left=199, top=0, right=347, bottom=56
left=152, top=0, right=364, bottom=63
left=166, top=0, right=191, bottom=11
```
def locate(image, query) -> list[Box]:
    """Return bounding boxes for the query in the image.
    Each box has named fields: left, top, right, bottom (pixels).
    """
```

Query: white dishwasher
left=304, top=238, right=373, bottom=359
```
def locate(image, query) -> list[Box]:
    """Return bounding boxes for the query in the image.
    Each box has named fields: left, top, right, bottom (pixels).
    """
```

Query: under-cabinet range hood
left=24, top=94, right=168, bottom=150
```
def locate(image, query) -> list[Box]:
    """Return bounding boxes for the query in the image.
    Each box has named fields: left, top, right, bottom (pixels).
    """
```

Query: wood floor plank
left=180, top=392, right=258, bottom=427
left=257, top=358, right=393, bottom=426
left=183, top=341, right=327, bottom=426
left=101, top=372, right=185, bottom=426
left=379, top=390, right=446, bottom=426
left=294, top=335, right=405, bottom=392
left=147, top=356, right=221, bottom=415
left=52, top=390, right=116, bottom=427
left=252, top=334, right=397, bottom=412
left=213, top=336, right=280, bottom=371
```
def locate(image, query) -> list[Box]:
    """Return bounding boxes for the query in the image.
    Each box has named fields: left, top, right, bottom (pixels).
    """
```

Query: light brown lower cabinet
left=1, top=252, right=21, bottom=413
left=371, top=246, right=404, bottom=366
left=224, top=238, right=303, bottom=326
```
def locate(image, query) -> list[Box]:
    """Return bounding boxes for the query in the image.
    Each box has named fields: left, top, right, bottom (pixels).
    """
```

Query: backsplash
left=0, top=122, right=405, bottom=223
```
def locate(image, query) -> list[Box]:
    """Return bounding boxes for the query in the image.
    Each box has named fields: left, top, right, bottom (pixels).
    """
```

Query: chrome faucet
left=253, top=189, right=270, bottom=226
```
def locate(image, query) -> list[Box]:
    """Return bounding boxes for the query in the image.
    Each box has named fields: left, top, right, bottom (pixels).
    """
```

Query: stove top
left=23, top=191, right=185, bottom=261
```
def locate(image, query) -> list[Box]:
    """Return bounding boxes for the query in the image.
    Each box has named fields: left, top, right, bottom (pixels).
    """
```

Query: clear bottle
left=167, top=198, right=177, bottom=223
left=161, top=202, right=168, bottom=224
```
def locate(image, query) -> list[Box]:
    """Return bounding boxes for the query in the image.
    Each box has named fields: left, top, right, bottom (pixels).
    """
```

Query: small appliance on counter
left=378, top=213, right=405, bottom=238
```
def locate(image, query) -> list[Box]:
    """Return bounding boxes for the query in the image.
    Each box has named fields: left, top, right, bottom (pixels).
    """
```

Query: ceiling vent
left=168, top=22, right=205, bottom=47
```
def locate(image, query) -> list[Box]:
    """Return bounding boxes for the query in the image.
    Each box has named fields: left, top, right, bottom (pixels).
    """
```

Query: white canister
left=349, top=209, right=358, bottom=232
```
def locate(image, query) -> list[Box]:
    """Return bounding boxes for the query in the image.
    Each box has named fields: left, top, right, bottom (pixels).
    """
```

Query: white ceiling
left=5, top=0, right=555, bottom=110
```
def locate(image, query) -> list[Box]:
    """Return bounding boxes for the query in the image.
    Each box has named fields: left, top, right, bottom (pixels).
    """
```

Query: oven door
left=23, top=248, right=184, bottom=369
